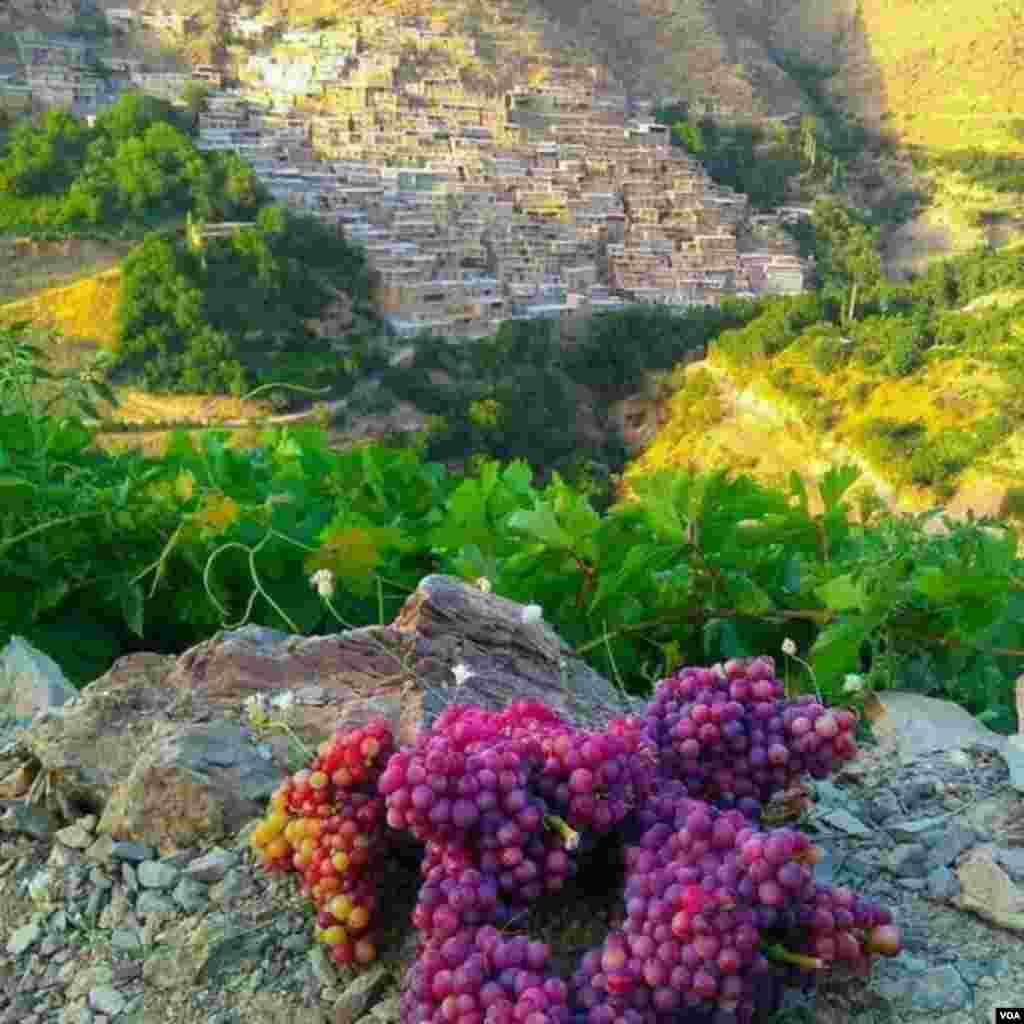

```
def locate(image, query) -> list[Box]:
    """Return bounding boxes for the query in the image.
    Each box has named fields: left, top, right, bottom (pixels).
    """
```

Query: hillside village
left=1, top=2, right=812, bottom=340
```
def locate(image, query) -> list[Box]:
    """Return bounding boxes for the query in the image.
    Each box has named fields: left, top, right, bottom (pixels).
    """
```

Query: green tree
left=0, top=110, right=89, bottom=195
left=809, top=200, right=883, bottom=320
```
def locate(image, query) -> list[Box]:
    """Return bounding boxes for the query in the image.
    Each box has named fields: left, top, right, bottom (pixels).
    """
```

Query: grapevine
left=249, top=653, right=902, bottom=1020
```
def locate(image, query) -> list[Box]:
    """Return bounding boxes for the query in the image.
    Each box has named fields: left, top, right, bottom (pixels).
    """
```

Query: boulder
left=97, top=720, right=285, bottom=854
left=0, top=636, right=78, bottom=720
left=865, top=691, right=1008, bottom=761
left=164, top=574, right=637, bottom=744
left=0, top=575, right=635, bottom=852
left=955, top=845, right=1024, bottom=933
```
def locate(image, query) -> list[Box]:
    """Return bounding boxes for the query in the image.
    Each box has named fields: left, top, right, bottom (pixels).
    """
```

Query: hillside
left=620, top=249, right=1024, bottom=539
left=0, top=267, right=122, bottom=351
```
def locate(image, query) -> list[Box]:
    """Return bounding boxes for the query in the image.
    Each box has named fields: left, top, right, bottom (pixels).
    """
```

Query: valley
left=4, top=0, right=1024, bottom=532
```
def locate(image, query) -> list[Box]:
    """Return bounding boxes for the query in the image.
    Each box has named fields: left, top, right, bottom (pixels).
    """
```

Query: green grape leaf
left=808, top=617, right=873, bottom=686
left=589, top=543, right=678, bottom=614
left=628, top=471, right=689, bottom=544
left=911, top=566, right=999, bottom=605
left=547, top=474, right=601, bottom=551
left=817, top=463, right=860, bottom=513
left=0, top=475, right=34, bottom=511
left=507, top=501, right=573, bottom=550
left=119, top=581, right=146, bottom=638
left=816, top=573, right=871, bottom=612
left=727, top=574, right=775, bottom=615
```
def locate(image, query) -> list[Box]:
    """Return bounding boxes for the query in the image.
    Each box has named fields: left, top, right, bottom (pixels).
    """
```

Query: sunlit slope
left=0, top=269, right=122, bottom=351
left=623, top=329, right=1024, bottom=528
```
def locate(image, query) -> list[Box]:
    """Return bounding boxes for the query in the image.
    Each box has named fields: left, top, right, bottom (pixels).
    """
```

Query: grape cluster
left=380, top=701, right=656, bottom=911
left=570, top=796, right=898, bottom=1024
left=249, top=719, right=395, bottom=965
left=402, top=925, right=571, bottom=1024
left=250, top=654, right=900, bottom=1024
left=642, top=657, right=858, bottom=811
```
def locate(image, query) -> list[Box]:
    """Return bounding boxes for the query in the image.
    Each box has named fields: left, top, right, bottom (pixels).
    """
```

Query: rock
left=55, top=825, right=94, bottom=850
left=110, top=928, right=142, bottom=954
left=136, top=861, right=180, bottom=889
left=241, top=994, right=330, bottom=1024
left=183, top=848, right=235, bottom=883
left=885, top=843, right=928, bottom=876
left=60, top=1008, right=93, bottom=1024
left=887, top=816, right=947, bottom=842
left=956, top=846, right=1024, bottom=932
left=7, top=921, right=41, bottom=955
left=924, top=824, right=976, bottom=871
left=195, top=919, right=272, bottom=985
left=994, top=845, right=1024, bottom=881
left=333, top=965, right=390, bottom=1024
left=98, top=886, right=132, bottom=929
left=1004, top=733, right=1024, bottom=792
left=0, top=636, right=77, bottom=719
left=87, top=988, right=125, bottom=1017
left=865, top=791, right=902, bottom=823
left=142, top=947, right=202, bottom=990
left=109, top=843, right=152, bottom=864
left=134, top=891, right=175, bottom=917
left=897, top=777, right=940, bottom=808
left=0, top=801, right=60, bottom=840
left=925, top=866, right=960, bottom=902
left=165, top=577, right=636, bottom=746
left=869, top=956, right=970, bottom=1012
left=171, top=877, right=208, bottom=913
left=0, top=763, right=37, bottom=798
left=867, top=691, right=1008, bottom=759
left=962, top=789, right=1023, bottom=837
left=97, top=720, right=284, bottom=854
left=369, top=995, right=401, bottom=1023
left=309, top=946, right=337, bottom=988
left=818, top=808, right=871, bottom=836
left=84, top=835, right=115, bottom=863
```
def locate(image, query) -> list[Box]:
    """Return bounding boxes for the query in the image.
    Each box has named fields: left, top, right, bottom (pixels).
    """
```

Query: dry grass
left=622, top=339, right=1024, bottom=533
left=0, top=268, right=123, bottom=351
left=110, top=390, right=273, bottom=426
left=848, top=0, right=1024, bottom=155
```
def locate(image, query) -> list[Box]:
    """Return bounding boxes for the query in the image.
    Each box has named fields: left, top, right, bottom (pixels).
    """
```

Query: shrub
left=1002, top=485, right=1024, bottom=519
left=809, top=333, right=848, bottom=374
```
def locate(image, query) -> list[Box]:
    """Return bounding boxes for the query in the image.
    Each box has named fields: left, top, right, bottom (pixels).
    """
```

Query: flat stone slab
left=868, top=691, right=1008, bottom=760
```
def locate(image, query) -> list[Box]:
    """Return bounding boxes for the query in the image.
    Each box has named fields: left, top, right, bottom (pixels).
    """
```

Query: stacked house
left=5, top=2, right=810, bottom=341
left=190, top=6, right=811, bottom=341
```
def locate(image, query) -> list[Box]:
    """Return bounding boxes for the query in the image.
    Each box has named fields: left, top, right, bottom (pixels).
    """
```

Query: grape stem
left=543, top=814, right=581, bottom=851
left=763, top=943, right=825, bottom=971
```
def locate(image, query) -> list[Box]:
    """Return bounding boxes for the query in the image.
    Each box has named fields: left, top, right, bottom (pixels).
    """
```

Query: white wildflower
left=521, top=603, right=543, bottom=625
left=310, top=568, right=335, bottom=599
left=782, top=637, right=798, bottom=657
left=475, top=577, right=492, bottom=593
left=270, top=691, right=296, bottom=710
left=245, top=693, right=268, bottom=714
left=452, top=663, right=475, bottom=687
left=244, top=693, right=269, bottom=727
left=843, top=673, right=864, bottom=694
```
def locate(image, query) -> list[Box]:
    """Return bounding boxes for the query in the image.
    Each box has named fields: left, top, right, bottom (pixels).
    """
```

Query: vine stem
left=574, top=607, right=833, bottom=656
left=543, top=814, right=580, bottom=851
left=0, top=511, right=105, bottom=558
left=762, top=943, right=825, bottom=971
